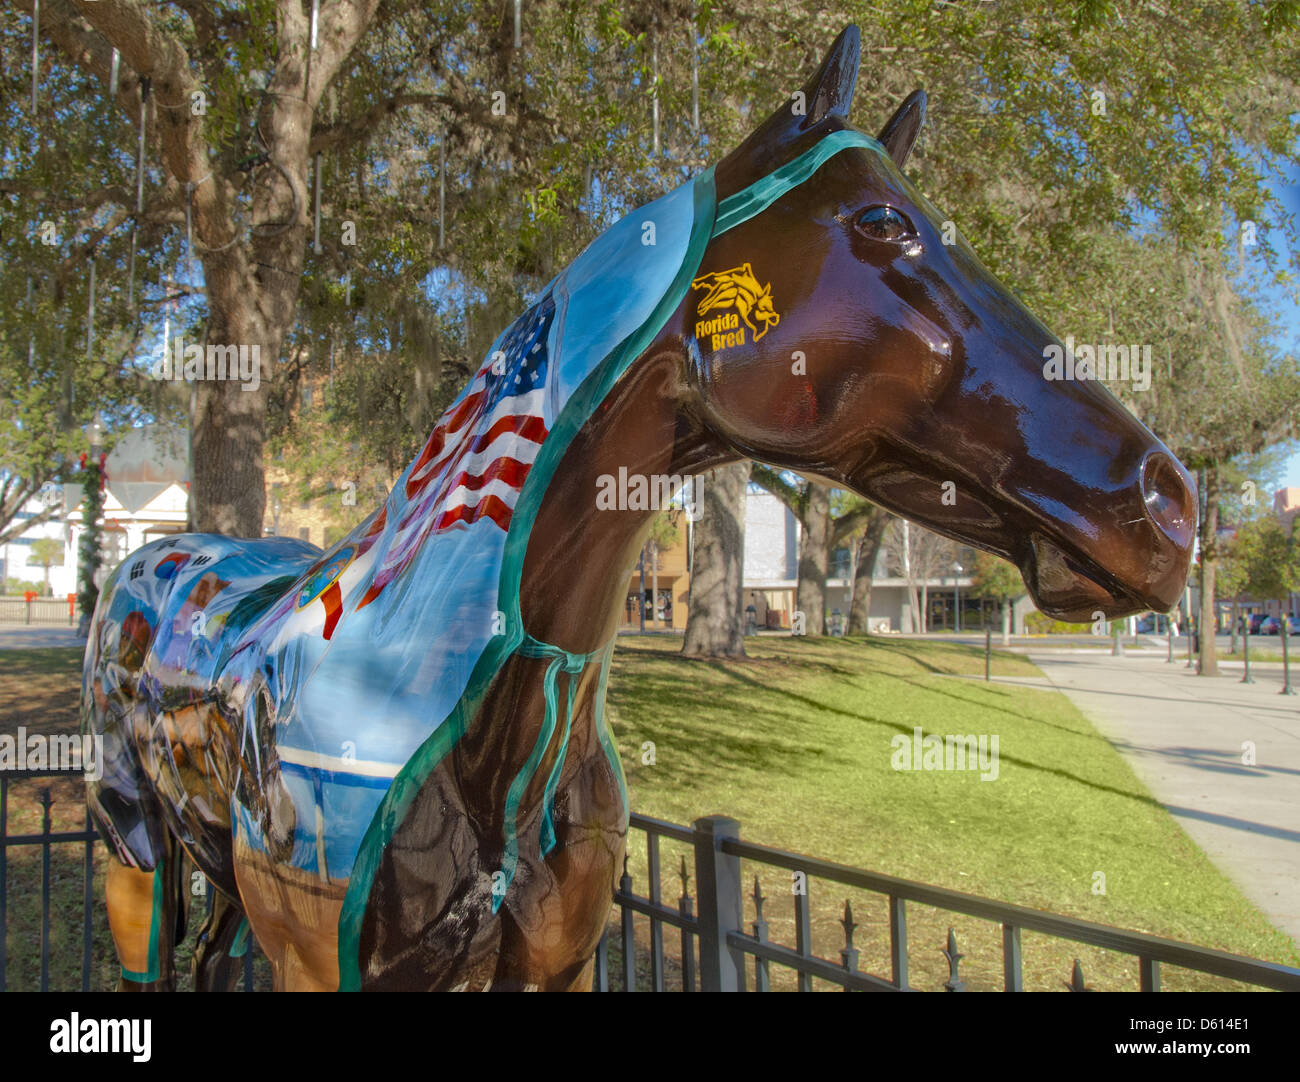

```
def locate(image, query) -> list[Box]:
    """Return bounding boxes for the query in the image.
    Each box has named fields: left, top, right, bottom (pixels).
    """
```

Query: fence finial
left=840, top=899, right=857, bottom=950
left=942, top=927, right=966, bottom=991
left=1066, top=958, right=1091, bottom=992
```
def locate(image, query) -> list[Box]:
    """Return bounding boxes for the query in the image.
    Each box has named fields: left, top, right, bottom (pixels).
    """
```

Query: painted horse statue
left=82, top=26, right=1196, bottom=991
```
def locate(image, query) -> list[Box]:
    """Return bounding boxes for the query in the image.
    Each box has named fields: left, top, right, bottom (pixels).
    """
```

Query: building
left=1275, top=487, right=1300, bottom=533
left=615, top=484, right=1030, bottom=635
left=2, top=425, right=189, bottom=598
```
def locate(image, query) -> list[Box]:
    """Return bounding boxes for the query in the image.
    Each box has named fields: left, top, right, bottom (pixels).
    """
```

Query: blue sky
left=1260, top=155, right=1300, bottom=491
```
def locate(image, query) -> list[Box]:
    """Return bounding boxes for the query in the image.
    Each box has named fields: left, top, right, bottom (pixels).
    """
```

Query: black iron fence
left=597, top=812, right=1300, bottom=992
left=0, top=768, right=263, bottom=991
left=4, top=778, right=1299, bottom=992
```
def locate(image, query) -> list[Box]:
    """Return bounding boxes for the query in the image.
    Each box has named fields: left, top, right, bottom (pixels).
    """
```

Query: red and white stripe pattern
left=358, top=294, right=555, bottom=609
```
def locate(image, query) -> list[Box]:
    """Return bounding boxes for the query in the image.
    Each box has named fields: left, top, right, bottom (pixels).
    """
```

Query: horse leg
left=562, top=955, right=596, bottom=992
left=106, top=834, right=182, bottom=992
left=192, top=889, right=251, bottom=992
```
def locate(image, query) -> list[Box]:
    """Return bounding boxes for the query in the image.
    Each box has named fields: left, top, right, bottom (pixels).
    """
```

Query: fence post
left=1241, top=615, right=1254, bottom=684
left=693, top=815, right=745, bottom=992
left=1281, top=616, right=1296, bottom=696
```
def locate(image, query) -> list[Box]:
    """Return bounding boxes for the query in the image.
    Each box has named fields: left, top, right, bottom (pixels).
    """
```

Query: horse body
left=83, top=26, right=1197, bottom=991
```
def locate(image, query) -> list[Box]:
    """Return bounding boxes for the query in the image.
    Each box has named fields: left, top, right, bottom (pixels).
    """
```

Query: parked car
left=1135, top=614, right=1167, bottom=634
left=1248, top=613, right=1268, bottom=634
left=1261, top=616, right=1282, bottom=636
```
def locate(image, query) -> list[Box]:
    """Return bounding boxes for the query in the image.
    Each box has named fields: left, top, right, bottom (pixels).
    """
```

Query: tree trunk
left=848, top=515, right=889, bottom=634
left=190, top=80, right=315, bottom=536
left=1230, top=599, right=1238, bottom=654
left=920, top=583, right=929, bottom=633
left=796, top=483, right=830, bottom=635
left=682, top=461, right=750, bottom=658
left=1198, top=465, right=1220, bottom=676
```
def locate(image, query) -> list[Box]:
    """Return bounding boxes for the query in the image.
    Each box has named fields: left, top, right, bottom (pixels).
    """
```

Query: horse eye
left=856, top=205, right=915, bottom=242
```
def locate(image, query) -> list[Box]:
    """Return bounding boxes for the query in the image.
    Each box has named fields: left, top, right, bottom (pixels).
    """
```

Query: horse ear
left=715, top=26, right=861, bottom=201
left=803, top=24, right=861, bottom=126
left=876, top=89, right=927, bottom=169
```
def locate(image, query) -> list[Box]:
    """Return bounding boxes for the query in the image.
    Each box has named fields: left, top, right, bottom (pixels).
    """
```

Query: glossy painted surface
left=82, top=25, right=1195, bottom=991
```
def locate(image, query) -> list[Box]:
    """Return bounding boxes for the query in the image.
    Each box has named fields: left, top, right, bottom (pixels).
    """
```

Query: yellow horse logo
left=691, top=263, right=781, bottom=342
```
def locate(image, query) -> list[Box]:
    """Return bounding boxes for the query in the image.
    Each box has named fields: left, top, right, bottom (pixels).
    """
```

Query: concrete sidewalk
left=0, top=627, right=85, bottom=650
left=1021, top=651, right=1300, bottom=944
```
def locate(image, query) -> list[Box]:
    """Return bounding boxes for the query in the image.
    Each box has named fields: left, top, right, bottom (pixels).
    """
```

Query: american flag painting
left=357, top=292, right=556, bottom=610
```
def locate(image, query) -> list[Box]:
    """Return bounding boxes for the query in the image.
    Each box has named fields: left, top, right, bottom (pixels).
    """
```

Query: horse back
left=82, top=533, right=320, bottom=871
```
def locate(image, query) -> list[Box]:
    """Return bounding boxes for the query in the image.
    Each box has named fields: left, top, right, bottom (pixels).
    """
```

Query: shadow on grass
left=644, top=648, right=1172, bottom=818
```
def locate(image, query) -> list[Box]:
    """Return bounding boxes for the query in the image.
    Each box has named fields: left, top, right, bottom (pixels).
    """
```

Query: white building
left=740, top=486, right=1030, bottom=633
left=1, top=425, right=189, bottom=598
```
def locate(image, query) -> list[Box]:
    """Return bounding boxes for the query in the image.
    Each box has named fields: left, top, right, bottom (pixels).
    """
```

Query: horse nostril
left=1140, top=453, right=1195, bottom=548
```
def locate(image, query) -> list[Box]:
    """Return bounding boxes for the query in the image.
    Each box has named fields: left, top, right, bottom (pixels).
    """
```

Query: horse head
left=688, top=26, right=1196, bottom=621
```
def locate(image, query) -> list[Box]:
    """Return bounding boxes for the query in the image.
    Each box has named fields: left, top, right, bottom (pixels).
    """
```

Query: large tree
left=846, top=505, right=891, bottom=634
left=681, top=461, right=750, bottom=658
left=11, top=2, right=756, bottom=536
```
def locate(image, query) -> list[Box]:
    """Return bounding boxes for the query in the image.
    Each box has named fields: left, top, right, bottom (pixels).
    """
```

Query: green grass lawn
left=2, top=640, right=1295, bottom=992
left=606, top=635, right=1300, bottom=991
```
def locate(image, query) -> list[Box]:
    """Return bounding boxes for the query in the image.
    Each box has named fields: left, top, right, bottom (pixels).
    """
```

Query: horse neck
left=517, top=340, right=733, bottom=655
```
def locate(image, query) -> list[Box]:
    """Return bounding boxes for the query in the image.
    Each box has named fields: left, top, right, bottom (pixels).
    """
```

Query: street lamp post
left=1240, top=614, right=1254, bottom=684
left=1281, top=615, right=1296, bottom=696
left=951, top=561, right=963, bottom=634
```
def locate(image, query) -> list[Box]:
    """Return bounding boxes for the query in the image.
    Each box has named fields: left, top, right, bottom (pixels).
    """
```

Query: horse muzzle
left=1021, top=451, right=1197, bottom=622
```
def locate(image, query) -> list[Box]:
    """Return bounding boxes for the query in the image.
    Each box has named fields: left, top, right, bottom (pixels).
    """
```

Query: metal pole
left=637, top=547, right=645, bottom=634
left=1241, top=615, right=1254, bottom=684
left=86, top=259, right=96, bottom=362
left=1281, top=616, right=1295, bottom=696
left=31, top=0, right=39, bottom=115
left=690, top=8, right=700, bottom=135
left=1111, top=619, right=1123, bottom=657
left=1167, top=613, right=1174, bottom=663
left=650, top=22, right=660, bottom=158
left=985, top=626, right=991, bottom=682
left=438, top=136, right=446, bottom=250
left=312, top=152, right=323, bottom=255
left=1186, top=612, right=1195, bottom=669
left=136, top=81, right=148, bottom=213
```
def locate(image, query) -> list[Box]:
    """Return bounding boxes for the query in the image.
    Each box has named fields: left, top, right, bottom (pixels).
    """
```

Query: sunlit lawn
left=606, top=635, right=1299, bottom=991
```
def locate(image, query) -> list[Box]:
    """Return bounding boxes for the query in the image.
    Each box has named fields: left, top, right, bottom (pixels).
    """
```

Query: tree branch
left=28, top=0, right=243, bottom=267
left=832, top=502, right=889, bottom=546
left=749, top=464, right=806, bottom=520
left=309, top=91, right=451, bottom=155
